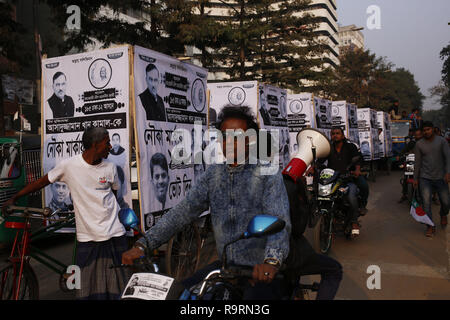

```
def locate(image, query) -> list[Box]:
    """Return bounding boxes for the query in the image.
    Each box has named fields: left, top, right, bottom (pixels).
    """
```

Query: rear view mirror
left=119, top=208, right=139, bottom=230
left=244, top=215, right=285, bottom=239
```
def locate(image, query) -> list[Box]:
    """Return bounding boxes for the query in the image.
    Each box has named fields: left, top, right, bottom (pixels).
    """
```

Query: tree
left=331, top=48, right=424, bottom=112
left=426, top=43, right=450, bottom=129
left=331, top=48, right=384, bottom=106
left=382, top=68, right=425, bottom=112
left=176, top=0, right=227, bottom=67
left=250, top=0, right=328, bottom=91
left=0, top=1, right=32, bottom=135
left=44, top=0, right=192, bottom=56
left=192, top=0, right=328, bottom=89
left=0, top=1, right=30, bottom=74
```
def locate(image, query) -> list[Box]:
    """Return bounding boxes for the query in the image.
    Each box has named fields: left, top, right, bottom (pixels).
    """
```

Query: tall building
left=306, top=0, right=339, bottom=68
left=338, top=24, right=365, bottom=52
left=191, top=0, right=340, bottom=81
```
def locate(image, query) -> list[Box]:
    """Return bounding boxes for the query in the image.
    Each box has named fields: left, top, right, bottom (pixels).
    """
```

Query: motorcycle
left=116, top=209, right=319, bottom=300
left=179, top=215, right=320, bottom=300
left=399, top=153, right=415, bottom=204
left=316, top=157, right=363, bottom=254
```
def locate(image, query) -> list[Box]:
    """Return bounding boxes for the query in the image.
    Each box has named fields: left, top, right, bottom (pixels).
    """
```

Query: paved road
left=2, top=170, right=448, bottom=300
left=313, top=170, right=450, bottom=300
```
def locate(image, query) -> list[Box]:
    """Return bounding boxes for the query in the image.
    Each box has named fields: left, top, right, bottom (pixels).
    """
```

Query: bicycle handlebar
left=222, top=265, right=284, bottom=280
left=110, top=256, right=158, bottom=273
left=4, top=205, right=74, bottom=221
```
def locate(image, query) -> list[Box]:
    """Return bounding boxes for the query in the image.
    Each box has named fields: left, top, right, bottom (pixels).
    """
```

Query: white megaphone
left=282, top=128, right=331, bottom=182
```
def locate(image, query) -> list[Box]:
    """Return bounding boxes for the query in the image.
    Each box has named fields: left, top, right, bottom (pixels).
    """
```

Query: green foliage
left=330, top=48, right=424, bottom=112
left=44, top=0, right=191, bottom=56
left=425, top=43, right=450, bottom=130
left=0, top=1, right=31, bottom=73
left=200, top=0, right=328, bottom=87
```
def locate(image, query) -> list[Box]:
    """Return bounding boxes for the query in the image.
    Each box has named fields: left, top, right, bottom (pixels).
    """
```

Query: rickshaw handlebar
left=4, top=205, right=73, bottom=220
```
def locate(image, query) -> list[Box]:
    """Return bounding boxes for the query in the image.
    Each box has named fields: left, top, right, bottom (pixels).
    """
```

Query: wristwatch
left=133, top=242, right=146, bottom=252
left=264, top=257, right=281, bottom=268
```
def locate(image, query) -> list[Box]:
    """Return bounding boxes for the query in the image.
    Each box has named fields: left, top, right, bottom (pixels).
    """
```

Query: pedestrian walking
left=413, top=121, right=450, bottom=237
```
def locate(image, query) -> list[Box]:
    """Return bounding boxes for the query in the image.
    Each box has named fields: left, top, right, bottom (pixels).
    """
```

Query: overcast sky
left=337, top=0, right=450, bottom=111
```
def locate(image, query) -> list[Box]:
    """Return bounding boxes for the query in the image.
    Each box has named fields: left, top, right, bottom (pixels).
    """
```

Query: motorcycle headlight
left=318, top=184, right=332, bottom=196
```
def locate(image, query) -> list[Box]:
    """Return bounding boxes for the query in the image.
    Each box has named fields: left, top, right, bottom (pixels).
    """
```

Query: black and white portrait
left=259, top=91, right=271, bottom=126
left=110, top=133, right=125, bottom=156
left=47, top=71, right=75, bottom=119
left=88, top=58, right=112, bottom=89
left=115, top=165, right=129, bottom=209
left=139, top=64, right=166, bottom=122
left=49, top=181, right=72, bottom=213
left=150, top=153, right=169, bottom=210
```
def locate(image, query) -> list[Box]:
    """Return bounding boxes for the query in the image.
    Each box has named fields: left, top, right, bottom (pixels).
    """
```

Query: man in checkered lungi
left=3, top=127, right=130, bottom=299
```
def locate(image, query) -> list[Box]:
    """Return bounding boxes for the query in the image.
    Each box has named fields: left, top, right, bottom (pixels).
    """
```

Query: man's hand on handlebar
left=1, top=198, right=16, bottom=217
left=122, top=247, right=144, bottom=265
left=250, top=263, right=279, bottom=285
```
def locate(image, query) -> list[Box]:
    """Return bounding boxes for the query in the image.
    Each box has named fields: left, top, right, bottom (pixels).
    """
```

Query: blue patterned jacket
left=136, top=163, right=291, bottom=267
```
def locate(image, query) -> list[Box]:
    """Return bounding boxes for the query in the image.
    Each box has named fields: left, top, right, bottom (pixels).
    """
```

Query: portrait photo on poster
left=88, top=58, right=112, bottom=89
left=47, top=71, right=75, bottom=119
left=48, top=180, right=73, bottom=217
left=149, top=152, right=170, bottom=211
left=139, top=63, right=167, bottom=122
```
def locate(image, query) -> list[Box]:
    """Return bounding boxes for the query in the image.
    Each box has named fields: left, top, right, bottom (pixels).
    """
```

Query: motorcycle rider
left=397, top=127, right=423, bottom=203
left=122, top=105, right=291, bottom=299
left=318, top=127, right=365, bottom=237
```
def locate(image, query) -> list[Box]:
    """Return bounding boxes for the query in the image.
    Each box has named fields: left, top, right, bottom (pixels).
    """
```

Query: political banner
left=42, top=45, right=132, bottom=231
left=133, top=45, right=208, bottom=232
left=313, top=97, right=332, bottom=140
left=331, top=101, right=359, bottom=145
left=208, top=81, right=258, bottom=127
left=258, top=83, right=289, bottom=169
left=377, top=111, right=393, bottom=158
left=357, top=108, right=381, bottom=161
left=287, top=93, right=315, bottom=156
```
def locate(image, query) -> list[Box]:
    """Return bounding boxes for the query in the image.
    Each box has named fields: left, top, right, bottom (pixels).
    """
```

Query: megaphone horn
left=282, top=128, right=331, bottom=182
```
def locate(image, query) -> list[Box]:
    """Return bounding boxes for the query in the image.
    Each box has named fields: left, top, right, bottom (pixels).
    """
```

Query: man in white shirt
left=2, top=127, right=128, bottom=300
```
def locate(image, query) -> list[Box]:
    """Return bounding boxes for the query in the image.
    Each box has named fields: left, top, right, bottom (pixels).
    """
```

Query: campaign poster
left=207, top=81, right=258, bottom=165
left=42, top=46, right=131, bottom=231
left=331, top=101, right=359, bottom=145
left=370, top=109, right=381, bottom=159
left=258, top=83, right=289, bottom=169
left=357, top=108, right=381, bottom=161
left=287, top=93, right=315, bottom=156
left=377, top=111, right=393, bottom=158
left=133, top=45, right=208, bottom=232
left=385, top=113, right=393, bottom=157
left=313, top=97, right=332, bottom=140
left=208, top=81, right=258, bottom=126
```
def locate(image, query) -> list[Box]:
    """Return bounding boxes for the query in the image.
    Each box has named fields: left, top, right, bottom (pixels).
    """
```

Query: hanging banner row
left=41, top=45, right=391, bottom=233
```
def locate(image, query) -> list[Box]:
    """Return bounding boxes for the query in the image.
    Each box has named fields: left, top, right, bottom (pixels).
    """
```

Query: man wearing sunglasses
left=123, top=105, right=291, bottom=299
